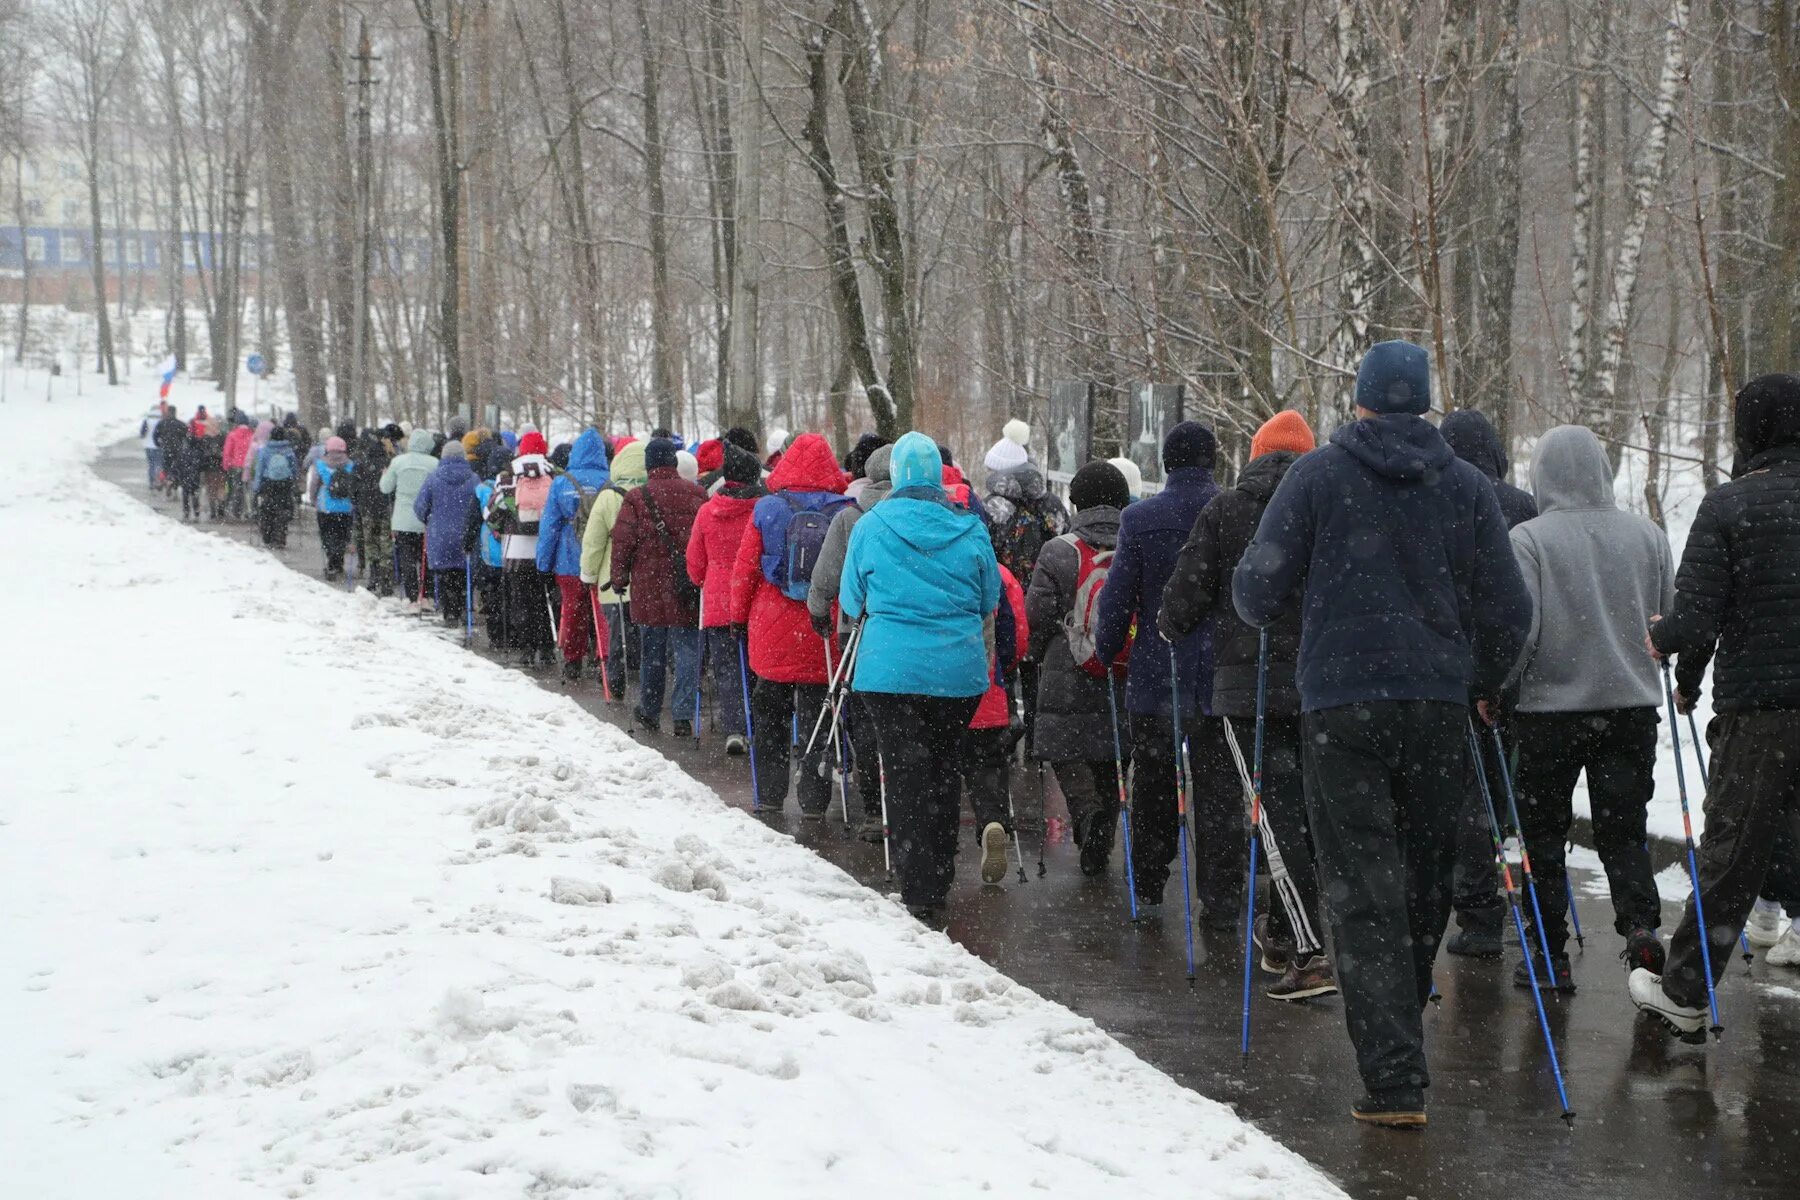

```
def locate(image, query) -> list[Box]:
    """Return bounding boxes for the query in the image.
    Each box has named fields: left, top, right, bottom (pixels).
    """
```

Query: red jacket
left=221, top=425, right=253, bottom=471
left=971, top=566, right=1029, bottom=729
left=943, top=464, right=973, bottom=509
left=729, top=434, right=848, bottom=684
left=610, top=467, right=708, bottom=627
left=687, top=485, right=760, bottom=628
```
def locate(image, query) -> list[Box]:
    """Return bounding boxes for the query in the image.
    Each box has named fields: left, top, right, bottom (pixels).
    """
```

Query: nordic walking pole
left=464, top=554, right=474, bottom=644
left=1468, top=723, right=1576, bottom=1123
left=1035, top=757, right=1049, bottom=878
left=1663, top=661, right=1723, bottom=1038
left=1169, top=649, right=1198, bottom=980
left=1488, top=724, right=1565, bottom=997
left=1563, top=845, right=1586, bottom=949
left=590, top=586, right=615, bottom=700
left=877, top=750, right=893, bottom=879
left=1684, top=712, right=1752, bottom=967
left=739, top=635, right=762, bottom=812
left=1105, top=670, right=1139, bottom=922
left=1240, top=629, right=1269, bottom=1056
left=693, top=604, right=704, bottom=745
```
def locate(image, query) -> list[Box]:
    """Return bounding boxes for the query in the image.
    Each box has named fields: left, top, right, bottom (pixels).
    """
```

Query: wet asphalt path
left=99, top=441, right=1800, bottom=1199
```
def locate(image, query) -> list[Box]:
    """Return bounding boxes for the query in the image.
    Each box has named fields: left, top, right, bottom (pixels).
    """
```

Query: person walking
left=579, top=438, right=647, bottom=695
left=349, top=429, right=394, bottom=596
left=1094, top=421, right=1240, bottom=925
left=243, top=420, right=273, bottom=520
left=173, top=411, right=209, bottom=523
left=612, top=438, right=708, bottom=734
left=252, top=426, right=300, bottom=549
left=221, top=414, right=253, bottom=521
left=689, top=441, right=764, bottom=752
left=140, top=404, right=166, bottom=490
left=964, top=564, right=1029, bottom=885
left=1159, top=409, right=1334, bottom=1001
left=840, top=432, right=1001, bottom=927
left=154, top=406, right=187, bottom=499
left=380, top=430, right=439, bottom=607
left=414, top=438, right=479, bottom=625
left=728, top=433, right=850, bottom=815
left=1232, top=341, right=1531, bottom=1128
left=537, top=429, right=611, bottom=682
left=305, top=435, right=357, bottom=579
left=469, top=442, right=510, bottom=642
left=488, top=431, right=557, bottom=665
left=1632, top=374, right=1800, bottom=1036
left=1025, top=461, right=1131, bottom=875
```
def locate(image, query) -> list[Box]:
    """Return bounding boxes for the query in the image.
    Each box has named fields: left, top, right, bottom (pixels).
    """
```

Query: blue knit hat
left=1355, top=340, right=1432, bottom=415
left=889, top=431, right=945, bottom=492
left=645, top=437, right=680, bottom=471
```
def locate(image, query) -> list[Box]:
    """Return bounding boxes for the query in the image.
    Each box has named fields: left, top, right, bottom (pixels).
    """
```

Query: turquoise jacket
left=840, top=433, right=1000, bottom=698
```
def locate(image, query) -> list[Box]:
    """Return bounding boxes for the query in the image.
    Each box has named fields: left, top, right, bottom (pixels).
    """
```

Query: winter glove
left=1155, top=608, right=1181, bottom=645
left=811, top=611, right=834, bottom=640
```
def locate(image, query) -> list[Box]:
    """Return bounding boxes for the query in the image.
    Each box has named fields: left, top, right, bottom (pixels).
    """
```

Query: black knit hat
left=1162, top=421, right=1217, bottom=472
left=645, top=437, right=680, bottom=471
left=723, top=441, right=761, bottom=485
left=845, top=433, right=891, bottom=478
left=1068, top=460, right=1130, bottom=511
left=723, top=426, right=759, bottom=456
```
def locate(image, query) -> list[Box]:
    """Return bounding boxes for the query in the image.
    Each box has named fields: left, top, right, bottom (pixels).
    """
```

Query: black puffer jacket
left=1159, top=451, right=1303, bottom=717
left=1441, top=409, right=1537, bottom=529
left=1026, top=504, right=1124, bottom=763
left=1654, top=374, right=1800, bottom=709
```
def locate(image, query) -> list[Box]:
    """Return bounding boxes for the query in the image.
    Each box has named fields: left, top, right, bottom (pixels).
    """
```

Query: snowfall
left=0, top=366, right=1346, bottom=1196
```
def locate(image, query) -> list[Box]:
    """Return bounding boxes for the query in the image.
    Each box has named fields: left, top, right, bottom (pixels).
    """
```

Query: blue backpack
left=262, top=445, right=295, bottom=483
left=769, top=492, right=853, bottom=601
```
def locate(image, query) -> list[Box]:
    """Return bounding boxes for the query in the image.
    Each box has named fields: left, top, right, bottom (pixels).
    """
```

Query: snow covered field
left=0, top=374, right=1340, bottom=1197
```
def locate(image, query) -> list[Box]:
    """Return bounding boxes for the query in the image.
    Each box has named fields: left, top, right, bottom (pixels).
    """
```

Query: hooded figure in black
left=350, top=430, right=394, bottom=596
left=1633, top=373, right=1800, bottom=1037
left=1440, top=409, right=1537, bottom=529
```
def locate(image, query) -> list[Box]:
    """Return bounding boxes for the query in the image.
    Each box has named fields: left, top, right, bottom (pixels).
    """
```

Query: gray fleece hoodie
left=807, top=445, right=893, bottom=636
left=1507, top=424, right=1675, bottom=712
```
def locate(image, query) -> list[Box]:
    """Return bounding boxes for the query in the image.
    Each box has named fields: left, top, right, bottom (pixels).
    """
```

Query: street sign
left=247, top=353, right=266, bottom=377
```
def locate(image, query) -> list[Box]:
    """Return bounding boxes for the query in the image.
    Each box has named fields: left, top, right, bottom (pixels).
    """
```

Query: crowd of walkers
left=139, top=340, right=1800, bottom=1132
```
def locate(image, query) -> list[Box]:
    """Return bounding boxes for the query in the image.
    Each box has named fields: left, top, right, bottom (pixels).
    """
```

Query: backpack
left=1061, top=535, right=1130, bottom=678
left=514, top=470, right=552, bottom=522
left=571, top=481, right=603, bottom=542
left=771, top=493, right=853, bottom=601
left=326, top=462, right=354, bottom=501
left=262, top=446, right=294, bottom=483
left=990, top=496, right=1052, bottom=583
left=639, top=486, right=702, bottom=610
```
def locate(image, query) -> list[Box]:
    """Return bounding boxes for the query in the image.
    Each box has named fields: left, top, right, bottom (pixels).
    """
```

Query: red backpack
left=1061, top=535, right=1131, bottom=677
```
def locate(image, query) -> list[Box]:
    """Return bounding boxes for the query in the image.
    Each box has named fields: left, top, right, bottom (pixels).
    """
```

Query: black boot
left=1446, top=904, right=1504, bottom=959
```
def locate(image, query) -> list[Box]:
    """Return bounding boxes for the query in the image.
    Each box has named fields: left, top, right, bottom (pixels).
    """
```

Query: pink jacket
left=221, top=425, right=254, bottom=471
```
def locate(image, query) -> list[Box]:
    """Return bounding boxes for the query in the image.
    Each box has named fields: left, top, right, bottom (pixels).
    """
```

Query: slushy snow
left=0, top=372, right=1343, bottom=1197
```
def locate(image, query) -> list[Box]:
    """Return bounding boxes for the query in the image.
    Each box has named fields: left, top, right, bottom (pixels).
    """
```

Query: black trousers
left=1451, top=729, right=1507, bottom=930
left=751, top=679, right=831, bottom=813
left=316, top=511, right=353, bottom=572
left=395, top=531, right=425, bottom=602
left=1225, top=714, right=1325, bottom=954
left=1664, top=710, right=1800, bottom=1009
left=257, top=481, right=294, bottom=546
left=845, top=693, right=883, bottom=817
left=475, top=561, right=505, bottom=642
left=865, top=692, right=983, bottom=908
left=959, top=726, right=1012, bottom=836
left=1127, top=712, right=1244, bottom=918
left=1056, top=760, right=1123, bottom=836
left=504, top=566, right=553, bottom=654
left=1511, top=708, right=1662, bottom=955
left=1303, top=699, right=1464, bottom=1094
left=433, top=566, right=469, bottom=625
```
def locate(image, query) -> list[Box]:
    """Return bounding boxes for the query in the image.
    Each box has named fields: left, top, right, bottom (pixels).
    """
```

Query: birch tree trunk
left=635, top=0, right=681, bottom=431
left=1326, top=0, right=1378, bottom=389
left=1566, top=4, right=1603, bottom=413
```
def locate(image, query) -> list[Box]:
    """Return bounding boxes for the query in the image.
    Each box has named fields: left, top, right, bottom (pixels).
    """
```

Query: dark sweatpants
left=257, top=481, right=294, bottom=547
left=317, top=511, right=353, bottom=573
left=475, top=561, right=505, bottom=642
left=865, top=692, right=983, bottom=909
left=959, top=726, right=1012, bottom=836
left=1225, top=714, right=1325, bottom=954
left=845, top=692, right=885, bottom=817
left=433, top=566, right=469, bottom=625
left=1056, top=759, right=1123, bottom=838
left=1127, top=712, right=1244, bottom=919
left=751, top=678, right=831, bottom=813
left=504, top=566, right=554, bottom=656
left=1664, top=710, right=1800, bottom=1010
left=394, top=531, right=425, bottom=602
left=1512, top=708, right=1662, bottom=955
left=1303, top=699, right=1464, bottom=1095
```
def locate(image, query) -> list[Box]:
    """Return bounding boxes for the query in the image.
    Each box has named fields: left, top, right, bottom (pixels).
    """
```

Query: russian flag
left=157, top=354, right=178, bottom=399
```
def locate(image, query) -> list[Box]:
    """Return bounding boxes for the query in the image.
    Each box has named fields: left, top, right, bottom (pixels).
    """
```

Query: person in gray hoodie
left=1504, top=424, right=1674, bottom=990
left=806, top=444, right=892, bottom=840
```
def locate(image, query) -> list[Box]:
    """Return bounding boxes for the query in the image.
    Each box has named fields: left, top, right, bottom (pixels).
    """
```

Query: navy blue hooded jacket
left=1231, top=414, right=1531, bottom=712
left=1094, top=466, right=1220, bottom=716
left=1440, top=409, right=1537, bottom=529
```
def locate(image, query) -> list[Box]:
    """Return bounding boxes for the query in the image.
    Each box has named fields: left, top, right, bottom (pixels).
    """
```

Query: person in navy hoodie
left=1232, top=340, right=1531, bottom=1129
left=1094, top=421, right=1242, bottom=927
left=414, top=439, right=479, bottom=626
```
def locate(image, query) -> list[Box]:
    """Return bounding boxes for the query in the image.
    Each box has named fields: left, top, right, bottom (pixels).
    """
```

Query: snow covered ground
left=1, top=372, right=1340, bottom=1196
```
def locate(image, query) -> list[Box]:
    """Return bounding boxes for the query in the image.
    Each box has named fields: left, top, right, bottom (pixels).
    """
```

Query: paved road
left=100, top=441, right=1800, bottom=1199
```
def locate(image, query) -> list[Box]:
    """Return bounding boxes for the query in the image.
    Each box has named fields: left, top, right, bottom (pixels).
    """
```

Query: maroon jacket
left=610, top=467, right=708, bottom=627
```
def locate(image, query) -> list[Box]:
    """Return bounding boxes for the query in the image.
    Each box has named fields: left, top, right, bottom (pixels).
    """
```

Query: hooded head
left=566, top=428, right=610, bottom=481
left=1733, top=372, right=1800, bottom=468
left=645, top=437, right=680, bottom=473
left=845, top=433, right=890, bottom=478
left=407, top=429, right=436, bottom=454
left=889, top=431, right=945, bottom=493
left=767, top=433, right=848, bottom=494
left=766, top=428, right=791, bottom=459
left=1439, top=408, right=1508, bottom=480
left=1108, top=456, right=1143, bottom=499
left=609, top=438, right=649, bottom=489
left=723, top=441, right=761, bottom=487
left=677, top=450, right=699, bottom=482
left=484, top=439, right=512, bottom=479
left=254, top=419, right=274, bottom=444
left=439, top=438, right=468, bottom=462
left=461, top=431, right=484, bottom=456
left=723, top=426, right=759, bottom=457
left=1355, top=340, right=1432, bottom=415
left=333, top=419, right=355, bottom=442
left=517, top=431, right=548, bottom=458
left=1528, top=424, right=1614, bottom=513
left=270, top=426, right=289, bottom=443
left=1162, top=421, right=1216, bottom=472
left=864, top=443, right=895, bottom=486
left=1250, top=410, right=1315, bottom=460
left=549, top=443, right=573, bottom=471
left=500, top=430, right=520, bottom=452
left=1069, top=460, right=1130, bottom=511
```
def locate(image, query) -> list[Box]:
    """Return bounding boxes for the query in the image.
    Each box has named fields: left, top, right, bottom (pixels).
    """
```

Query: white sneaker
left=979, top=821, right=1009, bottom=885
left=1746, top=900, right=1785, bottom=948
left=1629, top=967, right=1706, bottom=1037
left=1768, top=925, right=1800, bottom=967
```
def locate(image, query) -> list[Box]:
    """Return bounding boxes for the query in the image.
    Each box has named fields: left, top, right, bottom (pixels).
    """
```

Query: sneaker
left=1513, top=953, right=1576, bottom=992
left=1746, top=899, right=1785, bottom=948
left=1769, top=925, right=1800, bottom=967
left=1351, top=1088, right=1426, bottom=1129
left=561, top=660, right=582, bottom=683
left=1255, top=911, right=1293, bottom=975
left=979, top=821, right=1009, bottom=885
left=725, top=735, right=748, bottom=757
left=1132, top=901, right=1163, bottom=923
left=1629, top=967, right=1706, bottom=1036
left=1446, top=906, right=1504, bottom=959
left=672, top=720, right=693, bottom=739
left=1267, top=953, right=1338, bottom=1002
left=857, top=813, right=885, bottom=843
left=1077, top=812, right=1114, bottom=878
left=1622, top=928, right=1666, bottom=975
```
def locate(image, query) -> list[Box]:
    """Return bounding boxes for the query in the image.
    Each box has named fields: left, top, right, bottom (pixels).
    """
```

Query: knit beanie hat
left=723, top=426, right=759, bottom=456
left=677, top=449, right=699, bottom=482
left=1107, top=456, right=1143, bottom=499
left=645, top=437, right=680, bottom=471
left=1161, top=420, right=1216, bottom=472
left=846, top=432, right=890, bottom=478
left=324, top=436, right=347, bottom=454
left=549, top=443, right=572, bottom=471
left=984, top=437, right=1028, bottom=473
left=461, top=430, right=483, bottom=455
left=517, top=431, right=548, bottom=457
left=1355, top=340, right=1432, bottom=415
left=439, top=438, right=467, bottom=461
left=696, top=438, right=725, bottom=474
left=723, top=441, right=761, bottom=485
left=1250, top=410, right=1316, bottom=460
left=1068, top=460, right=1130, bottom=511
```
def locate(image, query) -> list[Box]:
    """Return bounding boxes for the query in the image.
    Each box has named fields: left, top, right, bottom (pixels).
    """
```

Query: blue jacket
left=536, top=430, right=610, bottom=575
left=1094, top=466, right=1220, bottom=716
left=841, top=450, right=1001, bottom=698
left=414, top=455, right=479, bottom=570
left=473, top=480, right=503, bottom=568
left=311, top=461, right=354, bottom=515
left=1232, top=414, right=1532, bottom=712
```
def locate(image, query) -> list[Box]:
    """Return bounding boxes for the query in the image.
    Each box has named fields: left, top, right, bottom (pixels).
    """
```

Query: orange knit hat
left=1250, top=409, right=1315, bottom=460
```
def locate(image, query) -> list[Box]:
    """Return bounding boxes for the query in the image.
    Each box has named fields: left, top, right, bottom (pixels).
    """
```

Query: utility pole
left=350, top=19, right=380, bottom=427
left=725, top=0, right=764, bottom=434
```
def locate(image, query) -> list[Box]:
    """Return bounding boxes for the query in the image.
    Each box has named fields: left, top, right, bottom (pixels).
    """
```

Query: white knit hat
left=1002, top=418, right=1031, bottom=446
left=676, top=449, right=699, bottom=482
left=1108, top=456, right=1143, bottom=498
left=984, top=437, right=1029, bottom=472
